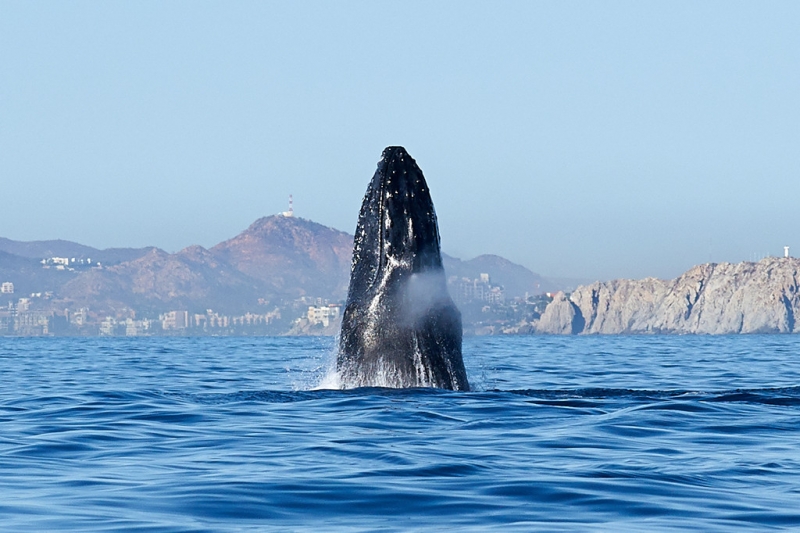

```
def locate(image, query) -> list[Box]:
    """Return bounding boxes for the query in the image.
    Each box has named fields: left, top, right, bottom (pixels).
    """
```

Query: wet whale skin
left=337, top=146, right=469, bottom=391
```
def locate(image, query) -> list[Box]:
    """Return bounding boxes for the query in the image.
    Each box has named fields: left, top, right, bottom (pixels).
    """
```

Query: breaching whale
left=337, top=146, right=470, bottom=390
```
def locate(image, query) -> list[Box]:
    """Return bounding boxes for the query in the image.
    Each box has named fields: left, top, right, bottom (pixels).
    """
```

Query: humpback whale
left=337, top=147, right=470, bottom=390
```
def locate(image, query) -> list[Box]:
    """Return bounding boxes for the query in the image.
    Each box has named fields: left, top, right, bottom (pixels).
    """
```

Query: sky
left=1, top=1, right=799, bottom=281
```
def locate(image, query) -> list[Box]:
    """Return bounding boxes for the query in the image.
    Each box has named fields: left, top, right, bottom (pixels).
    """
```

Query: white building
left=16, top=298, right=30, bottom=313
left=14, top=311, right=49, bottom=335
left=71, top=308, right=89, bottom=326
left=1, top=282, right=13, bottom=294
left=99, top=317, right=116, bottom=336
left=161, top=310, right=189, bottom=330
left=125, top=318, right=151, bottom=336
left=307, top=304, right=341, bottom=327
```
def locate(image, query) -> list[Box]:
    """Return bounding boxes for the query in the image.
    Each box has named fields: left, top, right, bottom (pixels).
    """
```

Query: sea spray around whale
left=335, top=147, right=470, bottom=390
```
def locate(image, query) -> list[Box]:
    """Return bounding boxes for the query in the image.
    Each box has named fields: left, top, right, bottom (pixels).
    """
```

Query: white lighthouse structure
left=785, top=246, right=790, bottom=258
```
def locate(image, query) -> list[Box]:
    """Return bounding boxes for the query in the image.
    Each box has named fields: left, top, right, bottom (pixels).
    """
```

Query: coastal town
left=0, top=261, right=553, bottom=337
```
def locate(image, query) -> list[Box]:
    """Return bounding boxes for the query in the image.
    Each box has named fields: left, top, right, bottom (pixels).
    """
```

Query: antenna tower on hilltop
left=282, top=195, right=294, bottom=217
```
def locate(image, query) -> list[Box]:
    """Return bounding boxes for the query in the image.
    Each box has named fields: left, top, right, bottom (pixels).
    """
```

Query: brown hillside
left=210, top=215, right=353, bottom=300
left=60, top=247, right=262, bottom=314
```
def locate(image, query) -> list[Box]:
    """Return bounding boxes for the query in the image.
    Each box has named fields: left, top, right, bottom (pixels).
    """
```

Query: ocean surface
left=1, top=335, right=800, bottom=531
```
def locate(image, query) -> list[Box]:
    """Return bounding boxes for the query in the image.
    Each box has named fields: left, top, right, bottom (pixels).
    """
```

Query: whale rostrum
left=337, top=146, right=470, bottom=390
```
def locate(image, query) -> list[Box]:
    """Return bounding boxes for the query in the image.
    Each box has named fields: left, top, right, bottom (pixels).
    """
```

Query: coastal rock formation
left=536, top=258, right=800, bottom=334
left=536, top=292, right=584, bottom=334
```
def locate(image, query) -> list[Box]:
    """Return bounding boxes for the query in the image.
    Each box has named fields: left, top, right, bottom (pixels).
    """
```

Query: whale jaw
left=337, top=147, right=469, bottom=391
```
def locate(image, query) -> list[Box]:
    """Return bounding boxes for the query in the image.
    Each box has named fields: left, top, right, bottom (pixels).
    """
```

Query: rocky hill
left=0, top=250, right=81, bottom=296
left=211, top=216, right=353, bottom=301
left=1, top=215, right=551, bottom=327
left=48, top=216, right=353, bottom=314
left=536, top=257, right=800, bottom=334
left=57, top=246, right=263, bottom=314
left=444, top=253, right=547, bottom=298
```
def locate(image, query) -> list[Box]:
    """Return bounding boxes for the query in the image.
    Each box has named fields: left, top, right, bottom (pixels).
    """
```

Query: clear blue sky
left=2, top=1, right=798, bottom=281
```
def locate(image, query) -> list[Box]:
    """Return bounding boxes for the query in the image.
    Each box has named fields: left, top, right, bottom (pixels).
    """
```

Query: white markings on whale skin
left=412, top=333, right=435, bottom=388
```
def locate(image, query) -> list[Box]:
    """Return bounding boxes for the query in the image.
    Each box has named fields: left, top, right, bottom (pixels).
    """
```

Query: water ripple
left=1, top=335, right=800, bottom=531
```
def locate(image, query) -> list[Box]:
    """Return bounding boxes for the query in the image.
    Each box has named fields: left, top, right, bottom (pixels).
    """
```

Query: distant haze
left=2, top=2, right=798, bottom=281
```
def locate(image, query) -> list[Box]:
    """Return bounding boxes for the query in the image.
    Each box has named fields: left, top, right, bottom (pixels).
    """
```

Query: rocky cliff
left=537, top=258, right=800, bottom=334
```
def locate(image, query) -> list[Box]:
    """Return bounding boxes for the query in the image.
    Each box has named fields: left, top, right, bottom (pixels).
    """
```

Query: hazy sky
left=2, top=2, right=798, bottom=281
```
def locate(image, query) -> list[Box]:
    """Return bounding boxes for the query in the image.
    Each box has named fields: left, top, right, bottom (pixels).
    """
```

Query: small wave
left=10, top=383, right=783, bottom=408
left=125, top=385, right=800, bottom=407
left=505, top=386, right=800, bottom=406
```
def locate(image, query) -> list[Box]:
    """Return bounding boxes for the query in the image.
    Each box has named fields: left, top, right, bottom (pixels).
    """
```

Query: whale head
left=350, top=146, right=443, bottom=289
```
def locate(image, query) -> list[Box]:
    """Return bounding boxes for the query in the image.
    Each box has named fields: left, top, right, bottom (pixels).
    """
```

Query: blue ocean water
left=1, top=335, right=800, bottom=531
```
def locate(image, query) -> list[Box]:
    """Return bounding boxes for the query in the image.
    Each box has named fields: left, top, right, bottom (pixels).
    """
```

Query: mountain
left=0, top=238, right=98, bottom=260
left=0, top=250, right=81, bottom=296
left=58, top=246, right=263, bottom=314
left=1, top=216, right=355, bottom=314
left=1, top=215, right=551, bottom=325
left=0, top=237, right=156, bottom=265
left=536, top=257, right=800, bottom=334
left=444, top=254, right=546, bottom=298
left=210, top=216, right=353, bottom=300
left=0, top=250, right=35, bottom=272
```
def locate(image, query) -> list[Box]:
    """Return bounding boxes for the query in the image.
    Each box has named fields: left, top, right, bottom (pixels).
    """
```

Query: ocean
left=1, top=335, right=799, bottom=531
